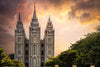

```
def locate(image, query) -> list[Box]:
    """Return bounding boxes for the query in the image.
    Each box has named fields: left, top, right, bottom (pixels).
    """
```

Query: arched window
left=25, top=57, right=28, bottom=62
left=41, top=51, right=44, bottom=55
left=48, top=50, right=51, bottom=56
left=18, top=57, right=21, bottom=61
left=18, top=44, right=21, bottom=49
left=33, top=35, right=36, bottom=43
left=25, top=50, right=28, bottom=55
left=48, top=45, right=51, bottom=55
left=48, top=38, right=51, bottom=43
left=18, top=37, right=21, bottom=42
left=18, top=50, right=21, bottom=55
left=33, top=46, right=37, bottom=55
left=33, top=57, right=37, bottom=67
left=48, top=44, right=51, bottom=50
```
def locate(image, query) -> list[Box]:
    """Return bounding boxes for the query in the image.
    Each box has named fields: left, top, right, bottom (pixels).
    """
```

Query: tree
left=0, top=48, right=25, bottom=67
left=45, top=57, right=61, bottom=67
left=71, top=32, right=100, bottom=66
left=0, top=48, right=7, bottom=65
left=96, top=25, right=100, bottom=31
left=0, top=48, right=6, bottom=60
left=1, top=56, right=13, bottom=66
left=58, top=50, right=77, bottom=67
left=45, top=32, right=100, bottom=67
left=12, top=60, right=25, bottom=67
left=8, top=53, right=14, bottom=59
left=45, top=50, right=77, bottom=67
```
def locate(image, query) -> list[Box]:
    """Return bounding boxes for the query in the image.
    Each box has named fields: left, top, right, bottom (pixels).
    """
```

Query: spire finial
left=34, top=1, right=36, bottom=6
left=48, top=14, right=51, bottom=21
left=33, top=2, right=37, bottom=19
left=19, top=12, right=21, bottom=21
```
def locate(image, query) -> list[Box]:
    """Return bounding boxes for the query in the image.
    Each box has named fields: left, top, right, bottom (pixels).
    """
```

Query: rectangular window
left=41, top=57, right=44, bottom=61
left=48, top=38, right=51, bottom=43
left=18, top=37, right=21, bottom=42
left=48, top=50, right=51, bottom=56
left=48, top=44, right=51, bottom=50
left=18, top=44, right=21, bottom=49
left=18, top=57, right=21, bottom=61
left=25, top=44, right=28, bottom=47
left=33, top=35, right=36, bottom=43
left=41, top=63, right=44, bottom=66
left=25, top=57, right=28, bottom=62
left=41, top=51, right=44, bottom=55
left=41, top=44, right=44, bottom=47
left=25, top=63, right=28, bottom=67
left=25, top=50, right=28, bottom=55
left=33, top=46, right=37, bottom=55
left=18, top=50, right=21, bottom=55
left=33, top=58, right=37, bottom=67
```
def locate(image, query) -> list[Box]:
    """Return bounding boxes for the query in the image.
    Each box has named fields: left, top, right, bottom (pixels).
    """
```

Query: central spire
left=48, top=15, right=51, bottom=22
left=33, top=2, right=37, bottom=20
left=19, top=12, right=21, bottom=21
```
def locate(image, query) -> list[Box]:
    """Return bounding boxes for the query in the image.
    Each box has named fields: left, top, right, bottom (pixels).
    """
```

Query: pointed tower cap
left=19, top=12, right=21, bottom=21
left=33, top=2, right=37, bottom=19
left=48, top=15, right=52, bottom=22
left=49, top=15, right=50, bottom=21
left=18, top=12, right=23, bottom=25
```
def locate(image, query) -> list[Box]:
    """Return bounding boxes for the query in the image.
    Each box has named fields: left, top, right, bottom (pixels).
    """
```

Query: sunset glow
left=0, top=0, right=100, bottom=56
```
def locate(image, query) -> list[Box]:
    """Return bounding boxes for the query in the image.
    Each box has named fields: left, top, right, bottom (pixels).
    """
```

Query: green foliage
left=71, top=32, right=100, bottom=66
left=45, top=50, right=77, bottom=67
left=0, top=48, right=7, bottom=65
left=58, top=50, right=77, bottom=67
left=45, top=57, right=61, bottom=67
left=1, top=56, right=13, bottom=66
left=96, top=25, right=100, bottom=31
left=45, top=32, right=100, bottom=67
left=8, top=53, right=14, bottom=59
left=0, top=48, right=6, bottom=60
left=0, top=48, right=25, bottom=67
left=12, top=60, right=25, bottom=67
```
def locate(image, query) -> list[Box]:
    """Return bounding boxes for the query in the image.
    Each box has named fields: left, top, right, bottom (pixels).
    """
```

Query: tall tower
left=15, top=13, right=25, bottom=63
left=29, top=4, right=41, bottom=67
left=44, top=16, right=55, bottom=62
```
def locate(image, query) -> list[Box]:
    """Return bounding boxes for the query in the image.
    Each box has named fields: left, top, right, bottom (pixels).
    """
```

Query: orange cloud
left=0, top=0, right=99, bottom=56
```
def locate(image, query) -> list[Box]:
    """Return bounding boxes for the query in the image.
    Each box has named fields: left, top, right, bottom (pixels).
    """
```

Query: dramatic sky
left=0, top=0, right=100, bottom=56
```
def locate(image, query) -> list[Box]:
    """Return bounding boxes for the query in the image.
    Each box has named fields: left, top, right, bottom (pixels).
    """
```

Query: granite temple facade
left=14, top=4, right=55, bottom=67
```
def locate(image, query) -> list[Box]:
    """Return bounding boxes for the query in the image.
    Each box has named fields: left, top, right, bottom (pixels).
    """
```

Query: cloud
left=0, top=0, right=27, bottom=17
left=41, top=0, right=77, bottom=6
left=98, top=18, right=100, bottom=21
left=81, top=13, right=90, bottom=18
left=0, top=26, right=14, bottom=54
left=68, top=0, right=100, bottom=24
left=0, top=0, right=100, bottom=55
left=0, top=0, right=27, bottom=26
left=0, top=27, right=7, bottom=32
left=0, top=0, right=28, bottom=54
left=0, top=27, right=14, bottom=43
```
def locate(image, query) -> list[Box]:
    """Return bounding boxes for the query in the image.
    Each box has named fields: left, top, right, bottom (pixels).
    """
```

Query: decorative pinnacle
left=33, top=2, right=37, bottom=19
left=48, top=15, right=51, bottom=22
left=19, top=12, right=21, bottom=21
